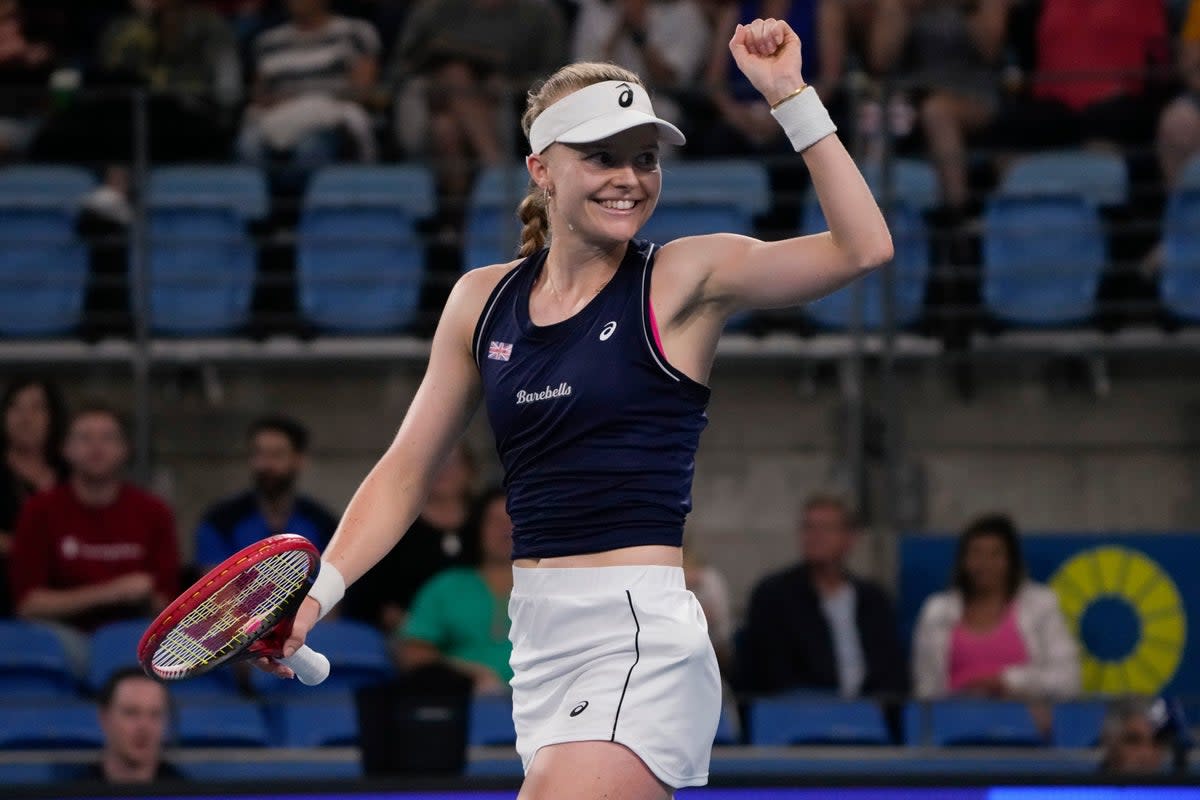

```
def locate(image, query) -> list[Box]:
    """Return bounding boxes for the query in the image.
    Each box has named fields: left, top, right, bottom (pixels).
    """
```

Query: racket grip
left=278, top=645, right=330, bottom=686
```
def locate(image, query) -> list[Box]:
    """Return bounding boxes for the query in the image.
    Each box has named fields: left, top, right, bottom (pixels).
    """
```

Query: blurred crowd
left=0, top=0, right=1197, bottom=338
left=1, top=371, right=1194, bottom=785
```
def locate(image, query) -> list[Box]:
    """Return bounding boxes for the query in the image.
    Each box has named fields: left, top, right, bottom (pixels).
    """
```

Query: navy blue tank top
left=472, top=239, right=710, bottom=559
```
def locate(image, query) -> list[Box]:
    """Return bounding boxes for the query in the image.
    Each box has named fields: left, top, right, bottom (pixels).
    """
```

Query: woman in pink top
left=912, top=514, right=1080, bottom=700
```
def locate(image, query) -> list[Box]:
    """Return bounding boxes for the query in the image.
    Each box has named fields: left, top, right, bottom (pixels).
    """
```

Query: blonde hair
left=517, top=62, right=644, bottom=258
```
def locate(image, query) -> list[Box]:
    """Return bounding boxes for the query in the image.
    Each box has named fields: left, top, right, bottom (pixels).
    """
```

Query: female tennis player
left=260, top=18, right=891, bottom=799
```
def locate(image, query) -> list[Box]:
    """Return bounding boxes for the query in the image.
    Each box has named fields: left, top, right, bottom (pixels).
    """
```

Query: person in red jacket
left=8, top=404, right=178, bottom=672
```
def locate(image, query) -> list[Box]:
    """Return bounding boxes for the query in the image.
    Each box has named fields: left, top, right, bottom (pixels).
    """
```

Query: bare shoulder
left=439, top=261, right=523, bottom=347
left=453, top=261, right=520, bottom=305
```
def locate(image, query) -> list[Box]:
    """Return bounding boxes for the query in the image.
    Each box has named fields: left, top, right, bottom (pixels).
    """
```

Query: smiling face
left=528, top=124, right=662, bottom=248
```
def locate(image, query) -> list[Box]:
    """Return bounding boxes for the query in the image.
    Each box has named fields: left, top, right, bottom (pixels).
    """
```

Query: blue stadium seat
left=907, top=700, right=1044, bottom=747
left=750, top=695, right=890, bottom=746
left=144, top=166, right=268, bottom=335
left=713, top=704, right=740, bottom=745
left=0, top=763, right=64, bottom=785
left=802, top=201, right=930, bottom=330
left=88, top=619, right=236, bottom=697
left=860, top=159, right=942, bottom=213
left=1160, top=157, right=1200, bottom=322
left=982, top=151, right=1126, bottom=327
left=1001, top=151, right=1129, bottom=206
left=297, top=166, right=433, bottom=332
left=798, top=159, right=935, bottom=330
left=469, top=694, right=516, bottom=746
left=268, top=692, right=359, bottom=747
left=0, top=620, right=77, bottom=697
left=0, top=166, right=93, bottom=336
left=464, top=165, right=530, bottom=270
left=0, top=704, right=104, bottom=749
left=1052, top=700, right=1109, bottom=748
left=176, top=700, right=269, bottom=747
left=179, top=759, right=363, bottom=781
left=636, top=161, right=769, bottom=243
left=251, top=619, right=393, bottom=695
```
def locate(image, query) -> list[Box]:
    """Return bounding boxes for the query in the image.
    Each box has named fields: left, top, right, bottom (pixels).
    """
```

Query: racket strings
left=151, top=549, right=312, bottom=675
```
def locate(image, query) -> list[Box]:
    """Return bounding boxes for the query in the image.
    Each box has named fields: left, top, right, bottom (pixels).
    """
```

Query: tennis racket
left=138, top=533, right=330, bottom=686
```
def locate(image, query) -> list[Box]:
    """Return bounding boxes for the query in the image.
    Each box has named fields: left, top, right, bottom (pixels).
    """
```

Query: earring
left=544, top=187, right=552, bottom=204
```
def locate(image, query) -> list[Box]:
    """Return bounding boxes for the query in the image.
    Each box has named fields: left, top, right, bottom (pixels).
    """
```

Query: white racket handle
left=278, top=645, right=330, bottom=686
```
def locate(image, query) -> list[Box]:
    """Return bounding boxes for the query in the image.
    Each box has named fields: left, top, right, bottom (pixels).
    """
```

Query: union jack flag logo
left=488, top=341, right=513, bottom=362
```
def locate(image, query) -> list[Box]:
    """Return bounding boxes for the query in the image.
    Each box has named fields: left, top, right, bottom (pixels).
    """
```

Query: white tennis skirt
left=508, top=564, right=721, bottom=789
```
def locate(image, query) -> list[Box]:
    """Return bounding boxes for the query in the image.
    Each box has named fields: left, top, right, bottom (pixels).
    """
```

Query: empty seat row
left=0, top=618, right=394, bottom=699
left=2, top=154, right=1199, bottom=337
left=747, top=696, right=1110, bottom=748
left=0, top=165, right=433, bottom=336
left=0, top=691, right=1114, bottom=750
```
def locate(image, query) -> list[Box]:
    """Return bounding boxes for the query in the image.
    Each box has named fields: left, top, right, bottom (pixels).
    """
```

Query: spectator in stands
left=1156, top=0, right=1200, bottom=192
left=738, top=493, right=908, bottom=699
left=8, top=405, right=179, bottom=672
left=397, top=486, right=512, bottom=694
left=199, top=0, right=282, bottom=61
left=1099, top=697, right=1190, bottom=775
left=32, top=0, right=240, bottom=164
left=85, top=667, right=183, bottom=784
left=869, top=0, right=1010, bottom=220
left=99, top=0, right=242, bottom=109
left=570, top=0, right=711, bottom=139
left=238, top=0, right=381, bottom=172
left=700, top=0, right=822, bottom=158
left=911, top=513, right=1080, bottom=699
left=0, top=0, right=56, bottom=160
left=696, top=0, right=835, bottom=238
left=683, top=541, right=734, bottom=677
left=988, top=0, right=1169, bottom=152
left=193, top=414, right=338, bottom=571
left=387, top=0, right=565, bottom=228
left=344, top=442, right=476, bottom=632
left=0, top=377, right=68, bottom=618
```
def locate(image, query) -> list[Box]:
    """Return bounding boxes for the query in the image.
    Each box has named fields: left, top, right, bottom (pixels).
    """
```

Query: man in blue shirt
left=193, top=415, right=338, bottom=570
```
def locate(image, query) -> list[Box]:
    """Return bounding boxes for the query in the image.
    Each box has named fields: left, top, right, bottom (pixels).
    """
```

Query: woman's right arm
left=269, top=267, right=507, bottom=672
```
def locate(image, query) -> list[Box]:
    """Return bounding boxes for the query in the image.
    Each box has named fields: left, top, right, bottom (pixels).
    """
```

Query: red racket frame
left=138, top=533, right=319, bottom=680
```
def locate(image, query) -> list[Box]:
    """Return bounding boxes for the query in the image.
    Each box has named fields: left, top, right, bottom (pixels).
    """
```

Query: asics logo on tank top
left=599, top=321, right=617, bottom=341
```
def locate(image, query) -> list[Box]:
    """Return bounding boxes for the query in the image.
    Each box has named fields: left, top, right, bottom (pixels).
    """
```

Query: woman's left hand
left=728, top=18, right=806, bottom=108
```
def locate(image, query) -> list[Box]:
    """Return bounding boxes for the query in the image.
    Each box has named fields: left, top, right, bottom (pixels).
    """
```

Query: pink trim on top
left=648, top=297, right=665, bottom=355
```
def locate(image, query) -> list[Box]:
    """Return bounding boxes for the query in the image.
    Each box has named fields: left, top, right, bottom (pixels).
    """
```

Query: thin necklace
left=540, top=270, right=611, bottom=299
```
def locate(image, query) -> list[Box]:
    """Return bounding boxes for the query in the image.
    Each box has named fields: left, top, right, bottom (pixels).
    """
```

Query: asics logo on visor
left=526, top=80, right=685, bottom=154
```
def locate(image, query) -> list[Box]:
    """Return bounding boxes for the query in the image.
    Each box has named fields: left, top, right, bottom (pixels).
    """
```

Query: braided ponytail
left=517, top=184, right=549, bottom=258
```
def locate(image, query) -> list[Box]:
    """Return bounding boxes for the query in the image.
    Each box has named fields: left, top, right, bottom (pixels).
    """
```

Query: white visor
left=528, top=80, right=686, bottom=155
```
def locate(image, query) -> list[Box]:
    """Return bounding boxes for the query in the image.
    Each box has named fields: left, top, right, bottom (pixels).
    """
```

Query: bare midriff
left=513, top=544, right=682, bottom=569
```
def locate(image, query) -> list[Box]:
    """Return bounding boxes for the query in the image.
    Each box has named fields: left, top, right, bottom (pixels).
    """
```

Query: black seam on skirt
left=611, top=589, right=641, bottom=741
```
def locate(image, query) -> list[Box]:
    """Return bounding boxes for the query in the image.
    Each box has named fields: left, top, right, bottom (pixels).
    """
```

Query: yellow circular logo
left=1049, top=546, right=1186, bottom=694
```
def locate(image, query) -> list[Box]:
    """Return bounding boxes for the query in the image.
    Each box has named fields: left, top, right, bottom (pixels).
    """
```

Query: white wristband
left=770, top=87, right=837, bottom=153
left=307, top=560, right=345, bottom=621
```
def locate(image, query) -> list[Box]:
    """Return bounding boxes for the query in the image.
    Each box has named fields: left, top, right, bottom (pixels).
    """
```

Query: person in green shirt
left=398, top=486, right=513, bottom=693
